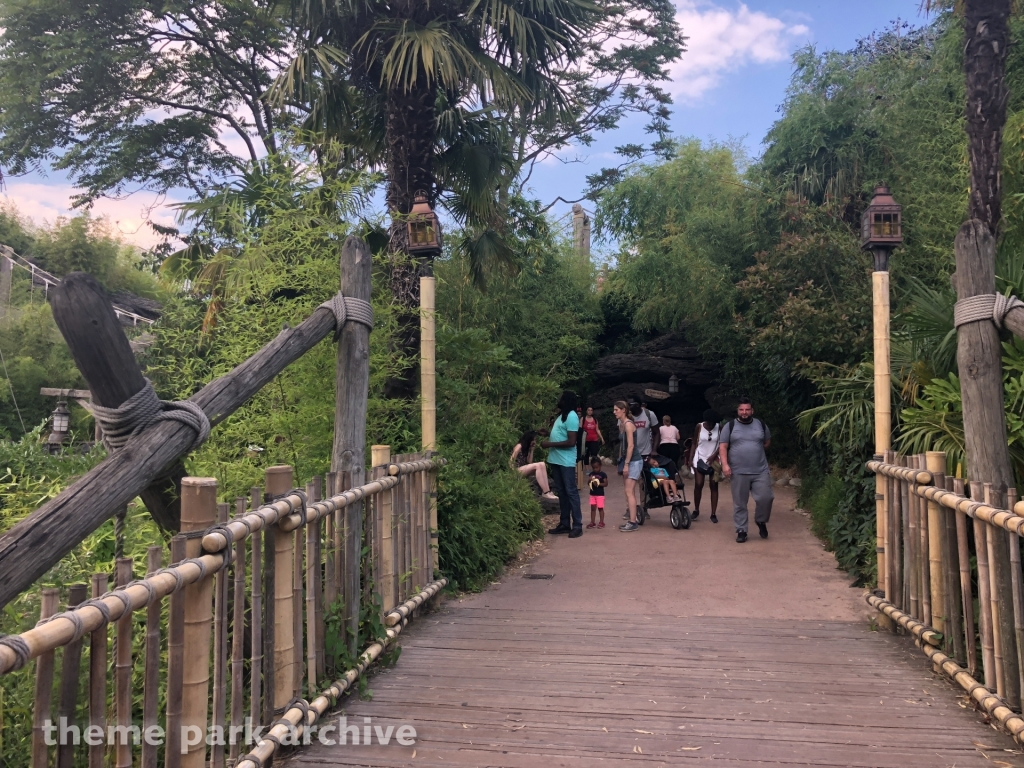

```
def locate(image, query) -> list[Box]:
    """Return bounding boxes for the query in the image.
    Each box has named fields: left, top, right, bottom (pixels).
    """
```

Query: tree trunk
left=957, top=0, right=1017, bottom=705
left=384, top=81, right=437, bottom=401
left=965, top=0, right=1011, bottom=234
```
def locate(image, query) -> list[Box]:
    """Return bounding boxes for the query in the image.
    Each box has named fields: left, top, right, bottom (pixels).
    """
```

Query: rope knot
left=953, top=292, right=1024, bottom=329
left=319, top=293, right=373, bottom=339
left=91, top=380, right=210, bottom=453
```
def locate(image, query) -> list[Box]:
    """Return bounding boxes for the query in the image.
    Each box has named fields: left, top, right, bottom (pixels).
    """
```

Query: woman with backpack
left=686, top=409, right=721, bottom=523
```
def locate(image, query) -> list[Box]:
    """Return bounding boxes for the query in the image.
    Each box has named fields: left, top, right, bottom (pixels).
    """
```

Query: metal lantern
left=406, top=192, right=442, bottom=257
left=861, top=184, right=903, bottom=250
left=48, top=400, right=70, bottom=448
left=668, top=374, right=679, bottom=395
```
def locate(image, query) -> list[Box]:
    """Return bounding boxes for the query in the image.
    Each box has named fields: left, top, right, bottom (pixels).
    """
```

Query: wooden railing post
left=265, top=465, right=295, bottom=713
left=421, top=275, right=439, bottom=574
left=229, top=498, right=246, bottom=767
left=180, top=477, right=217, bottom=768
left=212, top=503, right=229, bottom=768
left=332, top=237, right=372, bottom=658
left=143, top=547, right=162, bottom=768
left=926, top=452, right=947, bottom=635
left=114, top=557, right=133, bottom=768
left=373, top=446, right=395, bottom=613
left=31, top=588, right=58, bottom=768
left=166, top=535, right=186, bottom=768
left=56, top=583, right=86, bottom=768
left=88, top=574, right=108, bottom=768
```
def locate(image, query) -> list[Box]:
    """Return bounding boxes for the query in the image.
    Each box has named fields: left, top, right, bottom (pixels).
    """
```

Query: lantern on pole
left=47, top=399, right=71, bottom=451
left=668, top=374, right=679, bottom=395
left=406, top=192, right=443, bottom=258
left=864, top=182, right=902, bottom=607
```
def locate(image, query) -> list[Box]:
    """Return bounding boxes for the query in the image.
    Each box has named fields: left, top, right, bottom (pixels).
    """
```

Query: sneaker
left=541, top=492, right=558, bottom=500
left=568, top=528, right=583, bottom=539
left=736, top=530, right=747, bottom=543
left=597, top=521, right=605, bottom=529
left=619, top=521, right=639, bottom=532
left=757, top=522, right=768, bottom=539
left=586, top=522, right=597, bottom=529
left=710, top=513, right=718, bottom=524
left=548, top=524, right=571, bottom=535
left=691, top=509, right=699, bottom=520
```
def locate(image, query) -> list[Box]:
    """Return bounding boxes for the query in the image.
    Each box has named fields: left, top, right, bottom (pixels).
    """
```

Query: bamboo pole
left=373, top=446, right=395, bottom=612
left=326, top=471, right=341, bottom=617
left=943, top=475, right=965, bottom=665
left=212, top=502, right=229, bottom=768
left=31, top=588, right=58, bottom=768
left=56, top=583, right=86, bottom=768
left=421, top=275, right=438, bottom=573
left=311, top=476, right=325, bottom=682
left=872, top=269, right=891, bottom=600
left=265, top=464, right=295, bottom=713
left=292, top=522, right=303, bottom=699
left=180, top=477, right=217, bottom=768
left=248, top=486, right=262, bottom=732
left=229, top=497, right=246, bottom=767
left=88, top=573, right=108, bottom=768
left=261, top=494, right=275, bottom=728
left=917, top=455, right=932, bottom=626
left=888, top=451, right=903, bottom=610
left=984, top=483, right=1009, bottom=700
left=974, top=482, right=998, bottom=691
left=1008, top=486, right=1024, bottom=708
left=907, top=456, right=920, bottom=620
left=166, top=535, right=186, bottom=768
left=142, top=547, right=162, bottom=768
left=114, top=557, right=133, bottom=768
left=306, top=481, right=318, bottom=694
left=926, top=452, right=947, bottom=635
left=899, top=456, right=911, bottom=614
left=954, top=477, right=978, bottom=676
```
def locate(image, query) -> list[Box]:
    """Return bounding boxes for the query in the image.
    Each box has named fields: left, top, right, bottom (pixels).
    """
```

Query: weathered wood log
left=0, top=260, right=340, bottom=608
left=49, top=273, right=182, bottom=531
left=956, top=221, right=1021, bottom=708
left=333, top=236, right=372, bottom=656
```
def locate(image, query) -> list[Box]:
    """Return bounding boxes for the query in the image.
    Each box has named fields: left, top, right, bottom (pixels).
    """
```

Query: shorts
left=589, top=495, right=605, bottom=509
left=627, top=459, right=643, bottom=481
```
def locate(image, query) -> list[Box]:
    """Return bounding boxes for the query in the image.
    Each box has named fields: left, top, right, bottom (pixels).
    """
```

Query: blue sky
left=4, top=1, right=926, bottom=249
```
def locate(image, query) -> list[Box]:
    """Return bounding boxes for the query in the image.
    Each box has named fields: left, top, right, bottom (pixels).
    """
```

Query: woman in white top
left=658, top=415, right=681, bottom=465
left=686, top=409, right=721, bottom=523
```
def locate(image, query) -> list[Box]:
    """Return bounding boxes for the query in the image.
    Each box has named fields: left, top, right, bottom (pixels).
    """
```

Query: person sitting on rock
left=510, top=431, right=557, bottom=501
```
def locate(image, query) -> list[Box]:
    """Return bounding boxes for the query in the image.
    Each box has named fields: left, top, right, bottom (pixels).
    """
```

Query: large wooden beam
left=332, top=236, right=372, bottom=656
left=0, top=269, right=342, bottom=608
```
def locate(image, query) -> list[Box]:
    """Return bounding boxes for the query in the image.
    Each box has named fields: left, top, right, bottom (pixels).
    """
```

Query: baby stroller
left=638, top=462, right=692, bottom=530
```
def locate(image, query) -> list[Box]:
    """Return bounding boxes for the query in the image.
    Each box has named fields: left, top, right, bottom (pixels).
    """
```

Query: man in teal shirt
left=542, top=390, right=583, bottom=538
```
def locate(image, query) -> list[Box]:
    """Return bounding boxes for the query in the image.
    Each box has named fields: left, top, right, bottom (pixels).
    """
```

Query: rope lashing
left=953, top=293, right=1024, bottom=329
left=91, top=379, right=210, bottom=452
left=319, top=293, right=374, bottom=339
left=0, top=635, right=30, bottom=671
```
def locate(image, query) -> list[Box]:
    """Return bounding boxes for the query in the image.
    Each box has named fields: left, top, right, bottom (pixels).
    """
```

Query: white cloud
left=670, top=2, right=810, bottom=100
left=1, top=181, right=182, bottom=250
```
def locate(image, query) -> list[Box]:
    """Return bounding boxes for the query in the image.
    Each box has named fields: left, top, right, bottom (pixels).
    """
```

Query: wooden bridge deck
left=286, top=478, right=1024, bottom=768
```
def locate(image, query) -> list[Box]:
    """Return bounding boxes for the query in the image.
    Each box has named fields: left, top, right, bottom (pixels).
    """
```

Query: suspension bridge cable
left=0, top=342, right=26, bottom=434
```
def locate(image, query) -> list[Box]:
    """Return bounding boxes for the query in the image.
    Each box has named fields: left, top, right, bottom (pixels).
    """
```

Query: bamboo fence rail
left=867, top=453, right=1024, bottom=743
left=3, top=454, right=446, bottom=767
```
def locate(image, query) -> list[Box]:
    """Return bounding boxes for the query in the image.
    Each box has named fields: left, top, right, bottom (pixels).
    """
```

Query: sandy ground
left=458, top=470, right=870, bottom=622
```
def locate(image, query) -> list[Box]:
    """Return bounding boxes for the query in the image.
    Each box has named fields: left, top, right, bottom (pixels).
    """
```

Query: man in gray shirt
left=718, top=397, right=773, bottom=543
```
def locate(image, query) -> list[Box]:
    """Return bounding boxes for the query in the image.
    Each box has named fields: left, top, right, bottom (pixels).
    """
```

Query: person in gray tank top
left=719, top=397, right=773, bottom=543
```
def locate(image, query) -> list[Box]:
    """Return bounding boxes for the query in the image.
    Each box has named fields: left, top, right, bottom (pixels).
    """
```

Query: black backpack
left=724, top=417, right=765, bottom=441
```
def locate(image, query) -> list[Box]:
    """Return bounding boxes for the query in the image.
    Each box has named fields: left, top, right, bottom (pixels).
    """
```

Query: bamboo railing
left=867, top=451, right=1024, bottom=743
left=4, top=453, right=446, bottom=768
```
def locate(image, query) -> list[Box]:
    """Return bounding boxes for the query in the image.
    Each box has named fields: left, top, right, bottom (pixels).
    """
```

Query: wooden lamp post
left=406, top=192, right=443, bottom=569
left=863, top=184, right=902, bottom=601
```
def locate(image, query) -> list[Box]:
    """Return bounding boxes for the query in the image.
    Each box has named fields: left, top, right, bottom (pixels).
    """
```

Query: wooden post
left=88, top=574, right=108, bottom=768
left=166, top=535, right=186, bottom=768
left=265, top=465, right=295, bottom=712
left=142, top=547, right=162, bottom=768
left=917, top=456, right=931, bottom=626
left=56, top=583, right=86, bottom=768
left=943, top=475, right=965, bottom=665
left=373, top=446, right=395, bottom=612
left=306, top=480, right=319, bottom=694
left=907, top=457, right=920, bottom=620
left=324, top=471, right=338, bottom=615
left=114, top=558, right=133, bottom=768
left=899, top=456, right=912, bottom=612
left=248, top=487, right=263, bottom=730
left=292, top=524, right=303, bottom=699
left=954, top=477, right=978, bottom=676
left=872, top=266, right=891, bottom=601
left=332, top=237, right=372, bottom=657
left=31, top=588, right=58, bottom=768
left=955, top=221, right=1021, bottom=707
left=180, top=477, right=217, bottom=768
left=212, top=503, right=229, bottom=768
left=311, top=476, right=325, bottom=682
left=926, top=452, right=947, bottom=634
left=1008, top=487, right=1024, bottom=704
left=229, top=498, right=246, bottom=767
left=421, top=276, right=439, bottom=573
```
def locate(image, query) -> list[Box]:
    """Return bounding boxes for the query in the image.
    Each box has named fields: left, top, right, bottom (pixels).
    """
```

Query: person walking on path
left=582, top=406, right=604, bottom=463
left=719, top=397, right=773, bottom=543
left=629, top=401, right=655, bottom=460
left=658, top=415, right=681, bottom=465
left=614, top=400, right=642, bottom=532
left=637, top=399, right=660, bottom=457
left=687, top=409, right=721, bottom=523
left=586, top=457, right=608, bottom=529
left=510, top=431, right=558, bottom=501
left=543, top=391, right=584, bottom=538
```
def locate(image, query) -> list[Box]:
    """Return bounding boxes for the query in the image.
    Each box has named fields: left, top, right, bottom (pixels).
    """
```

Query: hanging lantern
left=861, top=184, right=903, bottom=250
left=406, top=192, right=443, bottom=257
left=668, top=374, right=679, bottom=395
left=48, top=400, right=70, bottom=448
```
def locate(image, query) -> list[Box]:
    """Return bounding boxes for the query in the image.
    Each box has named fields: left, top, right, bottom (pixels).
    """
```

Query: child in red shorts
left=586, top=457, right=608, bottom=529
